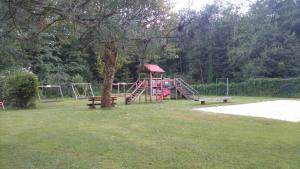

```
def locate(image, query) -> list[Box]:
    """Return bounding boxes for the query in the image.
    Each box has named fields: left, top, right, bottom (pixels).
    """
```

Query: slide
left=162, top=88, right=171, bottom=98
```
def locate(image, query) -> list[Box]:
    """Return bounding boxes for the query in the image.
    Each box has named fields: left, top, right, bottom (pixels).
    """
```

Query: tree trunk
left=101, top=42, right=117, bottom=108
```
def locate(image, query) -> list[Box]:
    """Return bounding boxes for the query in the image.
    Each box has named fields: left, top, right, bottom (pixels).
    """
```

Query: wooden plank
left=196, top=97, right=231, bottom=104
left=87, top=96, right=117, bottom=108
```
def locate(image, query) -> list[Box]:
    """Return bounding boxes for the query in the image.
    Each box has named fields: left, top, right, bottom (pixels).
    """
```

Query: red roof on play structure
left=144, top=64, right=165, bottom=73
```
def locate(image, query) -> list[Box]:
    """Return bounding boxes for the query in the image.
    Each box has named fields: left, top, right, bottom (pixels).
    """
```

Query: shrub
left=5, top=72, right=39, bottom=108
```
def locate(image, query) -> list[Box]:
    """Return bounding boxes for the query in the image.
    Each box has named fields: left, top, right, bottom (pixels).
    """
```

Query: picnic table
left=87, top=96, right=117, bottom=108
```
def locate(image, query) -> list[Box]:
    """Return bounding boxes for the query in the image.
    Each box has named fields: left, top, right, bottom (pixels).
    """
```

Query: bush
left=5, top=72, right=39, bottom=108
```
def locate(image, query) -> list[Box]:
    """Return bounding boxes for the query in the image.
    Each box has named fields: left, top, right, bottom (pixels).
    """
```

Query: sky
left=172, top=0, right=254, bottom=12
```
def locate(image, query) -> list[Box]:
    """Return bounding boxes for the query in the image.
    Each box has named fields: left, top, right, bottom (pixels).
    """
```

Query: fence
left=192, top=77, right=300, bottom=97
left=2, top=77, right=300, bottom=99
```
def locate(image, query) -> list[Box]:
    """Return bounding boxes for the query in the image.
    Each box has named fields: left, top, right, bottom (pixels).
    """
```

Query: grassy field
left=0, top=97, right=300, bottom=169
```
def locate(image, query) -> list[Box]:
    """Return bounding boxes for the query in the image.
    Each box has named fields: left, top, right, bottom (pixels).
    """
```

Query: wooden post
left=124, top=84, right=127, bottom=104
left=123, top=84, right=126, bottom=97
left=145, top=81, right=149, bottom=103
left=117, top=83, right=120, bottom=96
left=175, top=79, right=178, bottom=100
left=155, top=80, right=158, bottom=103
left=149, top=72, right=152, bottom=103
left=145, top=83, right=147, bottom=103
left=161, top=74, right=163, bottom=102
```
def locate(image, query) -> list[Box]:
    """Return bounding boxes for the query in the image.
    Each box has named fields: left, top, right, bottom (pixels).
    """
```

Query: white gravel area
left=194, top=100, right=300, bottom=122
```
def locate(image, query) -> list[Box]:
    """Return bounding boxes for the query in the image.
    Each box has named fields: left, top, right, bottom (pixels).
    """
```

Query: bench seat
left=87, top=96, right=117, bottom=108
left=195, top=97, right=231, bottom=104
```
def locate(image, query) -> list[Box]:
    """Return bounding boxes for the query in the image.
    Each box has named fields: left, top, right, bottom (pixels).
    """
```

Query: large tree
left=1, top=0, right=172, bottom=107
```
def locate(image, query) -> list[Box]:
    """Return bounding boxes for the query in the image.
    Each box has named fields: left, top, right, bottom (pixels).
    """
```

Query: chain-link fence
left=193, top=77, right=300, bottom=98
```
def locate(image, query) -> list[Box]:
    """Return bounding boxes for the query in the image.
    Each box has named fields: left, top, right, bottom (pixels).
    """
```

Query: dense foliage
left=159, top=0, right=300, bottom=83
left=5, top=72, right=39, bottom=108
left=0, top=0, right=300, bottom=98
left=0, top=0, right=174, bottom=107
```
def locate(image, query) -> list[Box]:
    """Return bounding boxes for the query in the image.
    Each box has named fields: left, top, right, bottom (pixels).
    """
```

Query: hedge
left=192, top=77, right=300, bottom=98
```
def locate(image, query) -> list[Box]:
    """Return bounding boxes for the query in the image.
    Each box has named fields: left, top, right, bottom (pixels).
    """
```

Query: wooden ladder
left=174, top=78, right=199, bottom=100
left=125, top=80, right=147, bottom=105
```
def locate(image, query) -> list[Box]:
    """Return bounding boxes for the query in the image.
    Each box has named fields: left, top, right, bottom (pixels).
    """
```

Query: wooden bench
left=87, top=96, right=117, bottom=108
left=195, top=97, right=231, bottom=105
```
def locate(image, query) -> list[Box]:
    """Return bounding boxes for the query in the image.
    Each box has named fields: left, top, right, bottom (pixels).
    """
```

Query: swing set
left=38, top=85, right=64, bottom=102
left=71, top=83, right=94, bottom=100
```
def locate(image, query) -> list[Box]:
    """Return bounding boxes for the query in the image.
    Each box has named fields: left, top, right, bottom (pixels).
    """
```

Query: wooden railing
left=174, top=78, right=199, bottom=100
left=125, top=79, right=147, bottom=104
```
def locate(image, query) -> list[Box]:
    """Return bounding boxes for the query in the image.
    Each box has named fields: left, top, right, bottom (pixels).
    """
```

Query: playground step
left=176, top=87, right=193, bottom=99
left=126, top=87, right=146, bottom=104
left=173, top=78, right=198, bottom=100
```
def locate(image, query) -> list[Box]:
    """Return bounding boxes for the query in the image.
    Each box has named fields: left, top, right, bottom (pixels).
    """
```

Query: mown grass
left=0, top=97, right=299, bottom=169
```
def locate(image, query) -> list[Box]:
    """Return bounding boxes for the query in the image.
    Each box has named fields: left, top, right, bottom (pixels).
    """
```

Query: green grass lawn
left=1, top=97, right=300, bottom=169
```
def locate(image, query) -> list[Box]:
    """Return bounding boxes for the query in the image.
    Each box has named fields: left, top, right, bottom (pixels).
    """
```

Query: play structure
left=125, top=64, right=165, bottom=104
left=124, top=63, right=231, bottom=105
left=71, top=83, right=94, bottom=99
left=171, top=78, right=199, bottom=100
left=38, top=85, right=64, bottom=102
left=125, top=64, right=199, bottom=104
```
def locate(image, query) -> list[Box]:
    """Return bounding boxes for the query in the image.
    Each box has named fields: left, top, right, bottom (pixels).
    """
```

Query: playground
left=1, top=63, right=300, bottom=168
left=1, top=97, right=300, bottom=169
left=1, top=0, right=300, bottom=168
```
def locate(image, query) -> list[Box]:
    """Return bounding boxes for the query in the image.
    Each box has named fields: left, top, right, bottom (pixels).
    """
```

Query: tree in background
left=1, top=0, right=173, bottom=107
left=1, top=0, right=300, bottom=100
left=228, top=0, right=300, bottom=80
left=165, top=0, right=300, bottom=83
left=175, top=3, right=236, bottom=83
